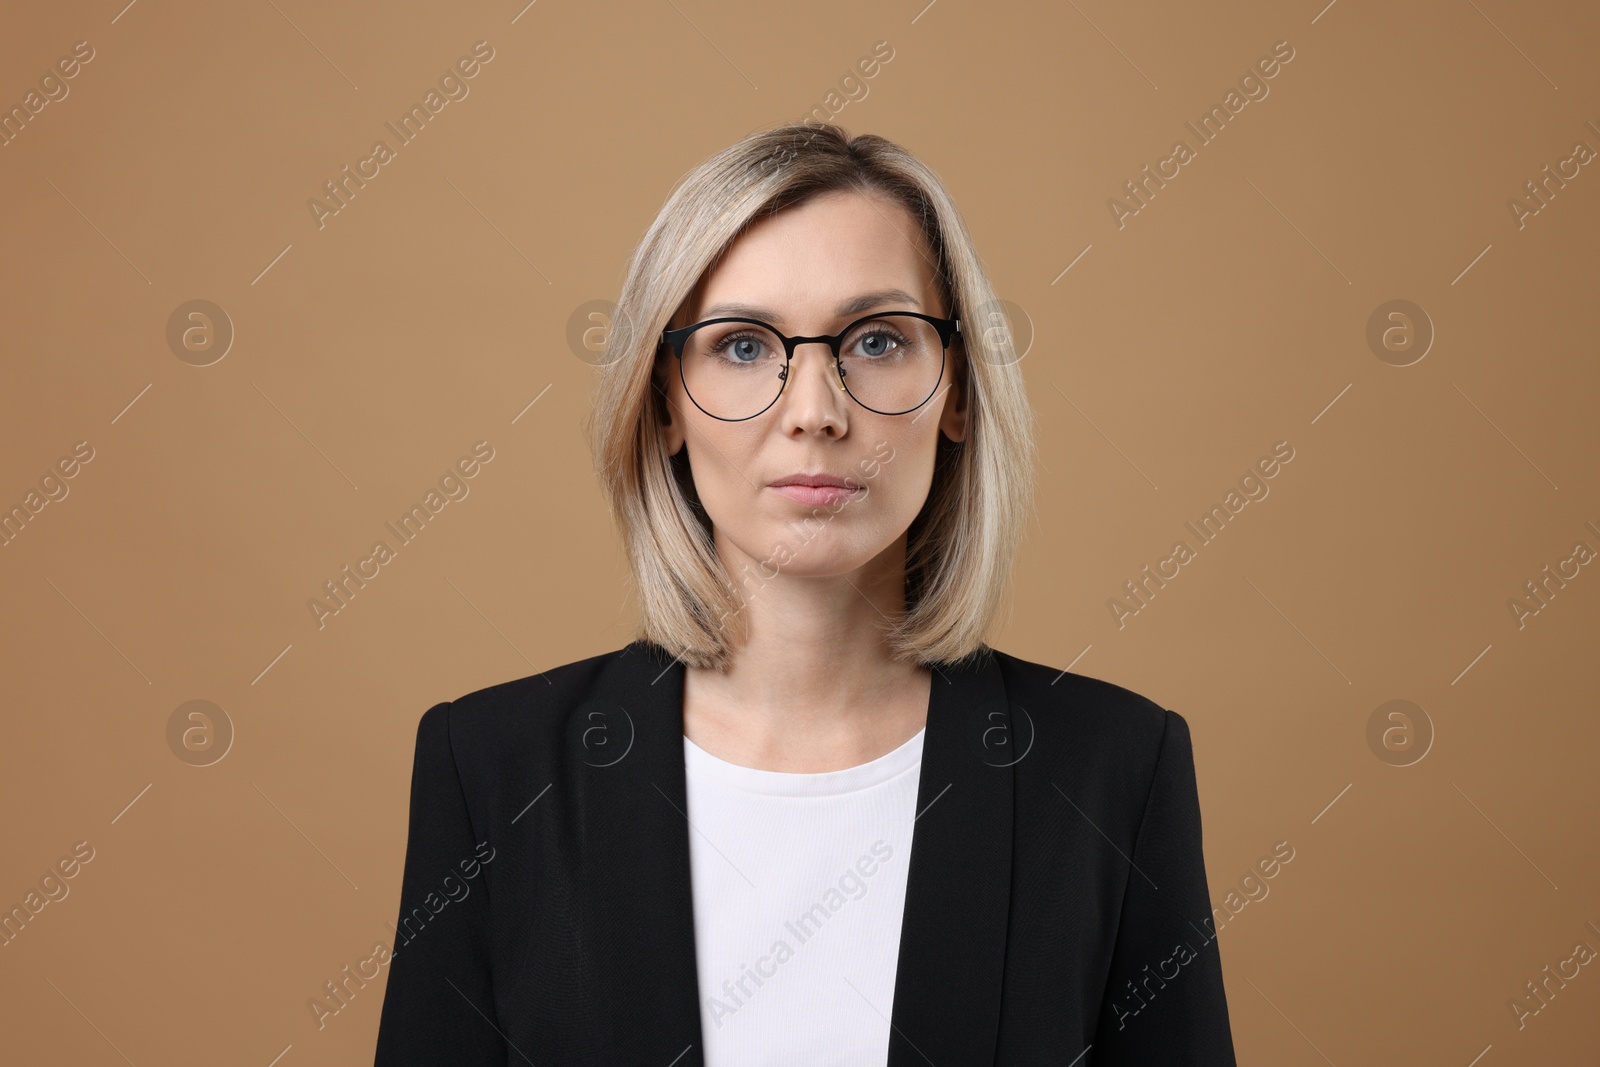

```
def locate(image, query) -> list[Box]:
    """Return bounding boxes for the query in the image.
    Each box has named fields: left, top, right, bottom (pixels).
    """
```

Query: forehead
left=691, top=190, right=941, bottom=326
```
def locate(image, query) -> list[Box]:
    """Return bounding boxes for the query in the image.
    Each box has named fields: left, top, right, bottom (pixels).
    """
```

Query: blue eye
left=848, top=325, right=913, bottom=360
left=706, top=330, right=775, bottom=364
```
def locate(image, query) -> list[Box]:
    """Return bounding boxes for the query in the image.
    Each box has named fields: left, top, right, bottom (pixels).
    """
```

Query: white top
left=683, top=725, right=926, bottom=1066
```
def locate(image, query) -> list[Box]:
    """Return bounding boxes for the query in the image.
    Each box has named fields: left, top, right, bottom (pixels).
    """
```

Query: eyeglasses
left=660, top=311, right=960, bottom=422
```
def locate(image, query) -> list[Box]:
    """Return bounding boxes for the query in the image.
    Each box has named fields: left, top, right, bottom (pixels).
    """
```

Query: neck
left=681, top=532, right=930, bottom=772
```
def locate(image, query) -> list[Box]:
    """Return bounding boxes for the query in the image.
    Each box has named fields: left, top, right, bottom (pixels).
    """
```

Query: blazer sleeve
left=1092, top=708, right=1238, bottom=1065
left=373, top=701, right=508, bottom=1066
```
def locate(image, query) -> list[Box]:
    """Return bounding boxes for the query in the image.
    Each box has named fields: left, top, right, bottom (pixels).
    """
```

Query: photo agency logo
left=1108, top=39, right=1297, bottom=229
left=981, top=700, right=1035, bottom=768
left=0, top=39, right=95, bottom=149
left=306, top=441, right=495, bottom=630
left=571, top=699, right=636, bottom=769
left=1365, top=699, right=1434, bottom=767
left=566, top=299, right=634, bottom=367
left=1107, top=441, right=1296, bottom=629
left=1365, top=299, right=1434, bottom=367
left=969, top=298, right=1035, bottom=367
left=166, top=300, right=236, bottom=367
left=705, top=839, right=894, bottom=1028
left=166, top=699, right=235, bottom=767
left=307, top=41, right=496, bottom=230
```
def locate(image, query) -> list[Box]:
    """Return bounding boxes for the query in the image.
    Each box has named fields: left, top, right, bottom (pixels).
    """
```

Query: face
left=655, top=189, right=968, bottom=586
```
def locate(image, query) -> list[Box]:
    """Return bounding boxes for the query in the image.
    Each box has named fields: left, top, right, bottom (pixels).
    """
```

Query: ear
left=654, top=354, right=686, bottom=456
left=938, top=340, right=969, bottom=444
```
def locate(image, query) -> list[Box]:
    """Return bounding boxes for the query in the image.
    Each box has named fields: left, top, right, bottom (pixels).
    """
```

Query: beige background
left=2, top=0, right=1598, bottom=1063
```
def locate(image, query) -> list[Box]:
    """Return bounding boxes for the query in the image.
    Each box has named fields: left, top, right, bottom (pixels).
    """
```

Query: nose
left=781, top=340, right=846, bottom=397
left=776, top=340, right=848, bottom=432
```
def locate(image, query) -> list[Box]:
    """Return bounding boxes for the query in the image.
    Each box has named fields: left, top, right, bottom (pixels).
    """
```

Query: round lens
left=837, top=315, right=944, bottom=414
left=681, top=320, right=787, bottom=420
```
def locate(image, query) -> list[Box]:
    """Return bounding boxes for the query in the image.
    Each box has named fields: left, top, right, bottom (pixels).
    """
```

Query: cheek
left=855, top=430, right=938, bottom=519
left=685, top=422, right=763, bottom=505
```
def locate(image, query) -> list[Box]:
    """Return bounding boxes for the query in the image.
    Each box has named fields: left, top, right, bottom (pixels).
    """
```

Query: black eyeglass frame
left=659, top=310, right=961, bottom=422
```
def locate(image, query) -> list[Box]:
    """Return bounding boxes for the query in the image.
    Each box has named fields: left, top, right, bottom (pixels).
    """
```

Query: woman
left=374, top=123, right=1237, bottom=1065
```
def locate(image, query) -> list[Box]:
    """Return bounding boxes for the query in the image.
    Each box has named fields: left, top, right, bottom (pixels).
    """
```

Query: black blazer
left=373, top=640, right=1237, bottom=1065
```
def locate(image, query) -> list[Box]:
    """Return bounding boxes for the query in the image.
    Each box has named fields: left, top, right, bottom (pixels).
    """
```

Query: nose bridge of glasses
left=784, top=334, right=844, bottom=375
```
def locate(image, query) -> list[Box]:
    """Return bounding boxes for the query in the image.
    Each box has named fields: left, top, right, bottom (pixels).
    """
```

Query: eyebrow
left=698, top=288, right=923, bottom=326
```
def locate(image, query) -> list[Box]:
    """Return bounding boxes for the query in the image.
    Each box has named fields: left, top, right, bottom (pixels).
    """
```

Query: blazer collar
left=570, top=639, right=1015, bottom=1065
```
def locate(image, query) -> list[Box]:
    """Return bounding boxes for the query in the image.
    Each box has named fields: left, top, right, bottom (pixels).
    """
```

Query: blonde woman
left=374, top=123, right=1237, bottom=1065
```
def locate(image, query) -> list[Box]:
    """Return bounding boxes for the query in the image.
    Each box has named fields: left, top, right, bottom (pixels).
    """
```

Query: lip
left=769, top=483, right=862, bottom=506
left=767, top=472, right=864, bottom=506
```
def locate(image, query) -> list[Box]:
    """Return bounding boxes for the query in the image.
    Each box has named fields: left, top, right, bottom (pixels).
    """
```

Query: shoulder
left=984, top=645, right=1192, bottom=785
left=414, top=643, right=636, bottom=753
left=988, top=645, right=1178, bottom=738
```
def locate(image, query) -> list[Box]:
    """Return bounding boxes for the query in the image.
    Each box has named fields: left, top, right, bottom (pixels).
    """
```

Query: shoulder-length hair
left=586, top=122, right=1036, bottom=672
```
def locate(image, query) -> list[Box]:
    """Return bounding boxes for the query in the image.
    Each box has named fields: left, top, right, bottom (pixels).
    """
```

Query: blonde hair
left=586, top=122, right=1037, bottom=671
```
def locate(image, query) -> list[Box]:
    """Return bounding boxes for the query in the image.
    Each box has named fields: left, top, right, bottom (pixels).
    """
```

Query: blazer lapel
left=569, top=640, right=1014, bottom=1066
left=564, top=640, right=706, bottom=1062
left=886, top=649, right=1015, bottom=1066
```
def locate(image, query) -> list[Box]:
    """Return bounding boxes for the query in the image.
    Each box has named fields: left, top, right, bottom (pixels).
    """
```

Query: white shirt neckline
left=683, top=726, right=926, bottom=798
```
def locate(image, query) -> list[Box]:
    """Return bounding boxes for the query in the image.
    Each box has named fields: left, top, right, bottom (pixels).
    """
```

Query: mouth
left=768, top=483, right=863, bottom=506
